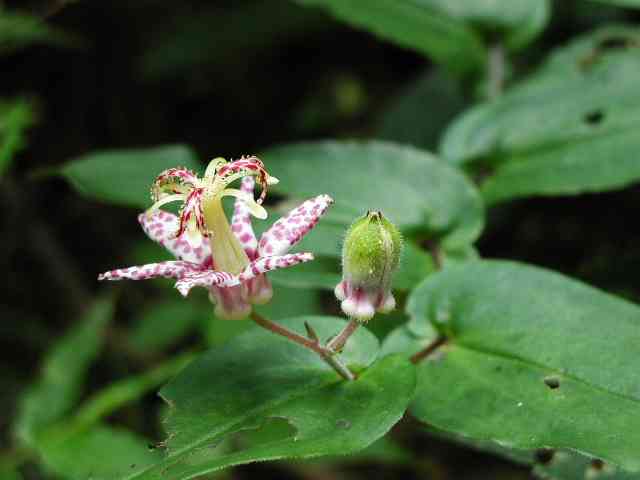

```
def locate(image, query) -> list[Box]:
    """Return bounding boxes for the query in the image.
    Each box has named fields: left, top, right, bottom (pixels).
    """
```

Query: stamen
left=152, top=167, right=198, bottom=200
left=215, top=156, right=272, bottom=204
left=146, top=193, right=187, bottom=217
left=203, top=157, right=227, bottom=182
left=220, top=188, right=268, bottom=219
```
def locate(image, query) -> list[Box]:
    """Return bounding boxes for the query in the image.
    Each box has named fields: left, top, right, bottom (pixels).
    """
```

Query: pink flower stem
left=250, top=312, right=356, bottom=381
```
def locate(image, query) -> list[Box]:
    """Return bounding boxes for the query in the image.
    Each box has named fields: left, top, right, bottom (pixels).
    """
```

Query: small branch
left=322, top=353, right=356, bottom=381
left=251, top=312, right=327, bottom=355
left=251, top=312, right=355, bottom=381
left=410, top=336, right=447, bottom=364
left=327, top=319, right=359, bottom=353
left=487, top=43, right=506, bottom=101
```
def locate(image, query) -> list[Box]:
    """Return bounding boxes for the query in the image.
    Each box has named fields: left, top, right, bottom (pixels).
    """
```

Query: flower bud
left=335, top=211, right=402, bottom=322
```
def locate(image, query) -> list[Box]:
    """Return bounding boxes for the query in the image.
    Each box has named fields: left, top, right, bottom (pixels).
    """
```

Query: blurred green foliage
left=5, top=1, right=640, bottom=480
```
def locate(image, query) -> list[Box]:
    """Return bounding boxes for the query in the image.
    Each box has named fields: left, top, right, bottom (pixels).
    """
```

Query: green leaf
left=58, top=145, right=201, bottom=208
left=0, top=97, right=36, bottom=176
left=424, top=0, right=550, bottom=50
left=39, top=425, right=161, bottom=480
left=441, top=26, right=640, bottom=205
left=420, top=425, right=640, bottom=480
left=127, top=317, right=415, bottom=479
left=68, top=353, right=193, bottom=431
left=0, top=11, right=79, bottom=55
left=293, top=0, right=486, bottom=75
left=376, top=69, right=467, bottom=151
left=129, top=301, right=204, bottom=353
left=13, top=297, right=113, bottom=448
left=255, top=286, right=322, bottom=321
left=262, top=140, right=485, bottom=250
left=393, top=260, right=640, bottom=471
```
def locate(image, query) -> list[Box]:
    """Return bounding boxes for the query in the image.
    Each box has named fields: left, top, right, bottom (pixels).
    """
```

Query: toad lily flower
left=98, top=156, right=333, bottom=319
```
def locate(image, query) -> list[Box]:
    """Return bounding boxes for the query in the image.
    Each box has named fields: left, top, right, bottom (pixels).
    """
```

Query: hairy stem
left=251, top=312, right=355, bottom=381
left=410, top=335, right=447, bottom=364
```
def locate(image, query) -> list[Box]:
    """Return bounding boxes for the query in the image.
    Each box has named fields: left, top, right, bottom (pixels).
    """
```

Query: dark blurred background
left=3, top=1, right=640, bottom=478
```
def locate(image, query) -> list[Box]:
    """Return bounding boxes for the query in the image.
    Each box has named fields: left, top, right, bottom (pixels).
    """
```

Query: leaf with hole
left=385, top=260, right=640, bottom=471
left=126, top=317, right=415, bottom=479
left=58, top=145, right=202, bottom=208
left=533, top=450, right=640, bottom=480
left=441, top=26, right=640, bottom=204
left=421, top=426, right=640, bottom=480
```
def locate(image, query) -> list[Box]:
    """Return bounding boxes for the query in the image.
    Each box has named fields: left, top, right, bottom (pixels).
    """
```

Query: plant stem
left=251, top=312, right=327, bottom=355
left=321, top=352, right=356, bottom=382
left=410, top=336, right=447, bottom=364
left=488, top=43, right=506, bottom=101
left=250, top=312, right=355, bottom=381
left=327, top=318, right=359, bottom=353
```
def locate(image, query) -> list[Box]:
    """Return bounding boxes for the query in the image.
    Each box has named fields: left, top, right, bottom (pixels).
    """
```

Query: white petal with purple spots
left=238, top=252, right=314, bottom=282
left=98, top=260, right=200, bottom=282
left=230, top=177, right=259, bottom=259
left=138, top=211, right=212, bottom=265
left=258, top=194, right=333, bottom=257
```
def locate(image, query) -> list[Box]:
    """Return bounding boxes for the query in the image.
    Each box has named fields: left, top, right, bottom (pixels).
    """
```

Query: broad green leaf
left=129, top=301, right=204, bottom=353
left=13, top=297, right=113, bottom=447
left=440, top=26, right=640, bottom=205
left=255, top=286, right=322, bottom=320
left=424, top=0, right=550, bottom=49
left=0, top=11, right=78, bottom=55
left=127, top=317, right=415, bottom=479
left=0, top=97, right=36, bottom=176
left=299, top=436, right=413, bottom=468
left=293, top=0, right=486, bottom=74
left=58, top=145, right=201, bottom=208
left=392, top=260, right=640, bottom=471
left=39, top=425, right=161, bottom=480
left=262, top=141, right=485, bottom=250
left=69, top=353, right=193, bottom=431
left=376, top=69, right=467, bottom=151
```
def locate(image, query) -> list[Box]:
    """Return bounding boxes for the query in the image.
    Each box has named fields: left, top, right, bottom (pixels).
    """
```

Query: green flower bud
left=335, top=211, right=402, bottom=322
